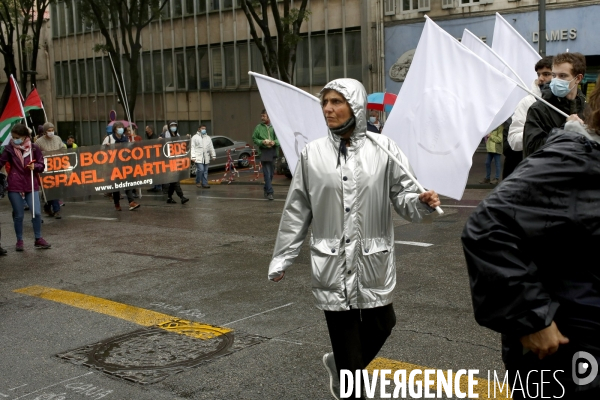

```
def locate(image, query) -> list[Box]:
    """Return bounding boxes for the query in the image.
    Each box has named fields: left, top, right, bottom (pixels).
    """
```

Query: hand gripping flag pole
left=365, top=131, right=444, bottom=215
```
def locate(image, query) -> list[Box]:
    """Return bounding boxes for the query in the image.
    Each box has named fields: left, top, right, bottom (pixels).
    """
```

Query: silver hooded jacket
left=268, top=79, right=433, bottom=311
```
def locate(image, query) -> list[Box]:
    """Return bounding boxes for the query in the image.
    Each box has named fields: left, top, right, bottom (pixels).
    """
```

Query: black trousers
left=167, top=182, right=184, bottom=199
left=505, top=343, right=600, bottom=399
left=324, top=303, right=396, bottom=398
left=502, top=149, right=523, bottom=180
left=113, top=190, right=134, bottom=205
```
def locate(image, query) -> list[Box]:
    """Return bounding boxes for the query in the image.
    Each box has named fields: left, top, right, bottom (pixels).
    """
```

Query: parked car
left=190, top=135, right=253, bottom=176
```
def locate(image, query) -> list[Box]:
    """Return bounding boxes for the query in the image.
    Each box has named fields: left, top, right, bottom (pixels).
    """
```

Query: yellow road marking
left=366, top=357, right=512, bottom=399
left=14, top=285, right=231, bottom=340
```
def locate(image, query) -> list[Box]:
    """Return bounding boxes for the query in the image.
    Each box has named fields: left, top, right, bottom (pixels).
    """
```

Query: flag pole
left=30, top=169, right=35, bottom=218
left=514, top=82, right=570, bottom=118
left=365, top=131, right=444, bottom=215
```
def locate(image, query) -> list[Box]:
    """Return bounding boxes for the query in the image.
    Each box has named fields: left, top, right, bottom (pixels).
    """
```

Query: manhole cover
left=57, top=322, right=266, bottom=384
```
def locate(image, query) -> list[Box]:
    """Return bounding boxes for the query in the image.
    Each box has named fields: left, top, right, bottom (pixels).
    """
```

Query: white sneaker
left=323, top=352, right=340, bottom=400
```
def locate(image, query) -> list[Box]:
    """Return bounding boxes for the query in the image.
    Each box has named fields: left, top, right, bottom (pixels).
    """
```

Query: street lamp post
left=539, top=0, right=546, bottom=56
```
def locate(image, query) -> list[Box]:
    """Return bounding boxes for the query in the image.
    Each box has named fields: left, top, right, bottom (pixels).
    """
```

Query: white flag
left=461, top=29, right=527, bottom=133
left=384, top=17, right=518, bottom=200
left=492, top=13, right=541, bottom=87
left=250, top=72, right=328, bottom=173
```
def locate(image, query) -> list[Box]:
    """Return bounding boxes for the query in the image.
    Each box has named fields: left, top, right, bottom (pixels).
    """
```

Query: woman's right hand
left=567, top=114, right=584, bottom=123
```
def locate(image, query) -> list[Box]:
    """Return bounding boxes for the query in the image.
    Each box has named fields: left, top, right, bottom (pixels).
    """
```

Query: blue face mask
left=201, top=129, right=207, bottom=135
left=550, top=77, right=575, bottom=98
left=369, top=116, right=377, bottom=124
left=170, top=127, right=177, bottom=132
left=116, top=128, right=124, bottom=135
left=13, top=138, right=23, bottom=145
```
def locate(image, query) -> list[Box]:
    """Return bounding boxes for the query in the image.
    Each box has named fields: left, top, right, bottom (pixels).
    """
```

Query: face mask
left=201, top=129, right=207, bottom=135
left=116, top=128, right=124, bottom=135
left=170, top=127, right=177, bottom=132
left=550, top=77, right=576, bottom=98
left=369, top=117, right=376, bottom=124
left=13, top=138, right=23, bottom=145
left=46, top=131, right=54, bottom=137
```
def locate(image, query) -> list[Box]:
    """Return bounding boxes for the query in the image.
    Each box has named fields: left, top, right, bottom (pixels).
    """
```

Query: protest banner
left=40, top=137, right=190, bottom=198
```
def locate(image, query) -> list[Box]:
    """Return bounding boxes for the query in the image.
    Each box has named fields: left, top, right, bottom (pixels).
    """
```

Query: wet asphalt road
left=0, top=184, right=500, bottom=400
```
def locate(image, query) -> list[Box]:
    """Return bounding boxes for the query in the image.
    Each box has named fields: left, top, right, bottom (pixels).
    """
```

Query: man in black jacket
left=462, top=128, right=600, bottom=399
left=523, top=52, right=587, bottom=158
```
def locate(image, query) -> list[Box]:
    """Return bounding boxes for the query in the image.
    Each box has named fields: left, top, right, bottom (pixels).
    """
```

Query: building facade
left=383, top=0, right=600, bottom=97
left=26, top=0, right=381, bottom=146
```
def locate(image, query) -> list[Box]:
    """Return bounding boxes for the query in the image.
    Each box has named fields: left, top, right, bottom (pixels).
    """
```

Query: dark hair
left=587, top=76, right=600, bottom=135
left=113, top=121, right=125, bottom=130
left=553, top=52, right=586, bottom=77
left=11, top=124, right=30, bottom=138
left=261, top=109, right=267, bottom=115
left=535, top=56, right=553, bottom=71
left=67, top=135, right=75, bottom=140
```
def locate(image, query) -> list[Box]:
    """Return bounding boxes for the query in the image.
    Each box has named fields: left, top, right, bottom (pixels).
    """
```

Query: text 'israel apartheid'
left=39, top=138, right=191, bottom=198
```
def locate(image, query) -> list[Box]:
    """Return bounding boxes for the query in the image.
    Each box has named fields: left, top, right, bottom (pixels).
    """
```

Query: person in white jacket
left=191, top=125, right=216, bottom=188
left=507, top=57, right=554, bottom=153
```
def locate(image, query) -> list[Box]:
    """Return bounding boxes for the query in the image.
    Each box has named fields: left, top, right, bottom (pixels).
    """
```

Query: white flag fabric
left=250, top=72, right=328, bottom=173
left=461, top=29, right=527, bottom=133
left=492, top=13, right=541, bottom=87
left=384, top=17, right=518, bottom=200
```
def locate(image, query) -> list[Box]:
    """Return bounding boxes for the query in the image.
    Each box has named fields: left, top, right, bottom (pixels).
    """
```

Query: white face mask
left=46, top=131, right=55, bottom=137
left=170, top=126, right=177, bottom=132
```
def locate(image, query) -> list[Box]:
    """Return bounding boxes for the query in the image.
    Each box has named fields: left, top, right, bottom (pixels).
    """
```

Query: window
left=402, top=0, right=430, bottom=11
left=198, top=47, right=209, bottom=89
left=296, top=37, right=310, bottom=86
left=176, top=50, right=186, bottom=89
left=70, top=61, right=79, bottom=95
left=442, top=0, right=454, bottom=8
left=197, top=0, right=207, bottom=13
left=224, top=45, right=236, bottom=87
left=58, top=2, right=66, bottom=36
left=461, top=0, right=488, bottom=4
left=250, top=42, right=263, bottom=78
left=185, top=0, right=194, bottom=14
left=65, top=1, right=75, bottom=34
left=51, top=3, right=59, bottom=37
left=142, top=53, right=152, bottom=92
left=153, top=52, right=163, bottom=91
left=328, top=33, right=344, bottom=81
left=346, top=31, right=362, bottom=81
left=173, top=0, right=183, bottom=17
left=103, top=58, right=114, bottom=93
left=312, top=35, right=326, bottom=85
left=187, top=49, right=198, bottom=90
left=95, top=58, right=104, bottom=93
left=55, top=63, right=63, bottom=96
left=164, top=49, right=174, bottom=90
left=161, top=0, right=171, bottom=18
left=384, top=0, right=395, bottom=15
left=212, top=47, right=223, bottom=88
left=63, top=62, right=71, bottom=95
left=238, top=43, right=249, bottom=86
left=79, top=61, right=87, bottom=95
left=87, top=59, right=96, bottom=94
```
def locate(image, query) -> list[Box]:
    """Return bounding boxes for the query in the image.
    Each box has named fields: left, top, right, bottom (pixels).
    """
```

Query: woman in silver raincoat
left=267, top=78, right=440, bottom=399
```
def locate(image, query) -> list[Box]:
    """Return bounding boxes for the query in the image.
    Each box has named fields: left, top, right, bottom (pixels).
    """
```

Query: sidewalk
left=181, top=150, right=504, bottom=189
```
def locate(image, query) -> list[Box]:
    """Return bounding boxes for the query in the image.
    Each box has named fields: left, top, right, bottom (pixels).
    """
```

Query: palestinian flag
left=24, top=87, right=44, bottom=115
left=0, top=75, right=26, bottom=146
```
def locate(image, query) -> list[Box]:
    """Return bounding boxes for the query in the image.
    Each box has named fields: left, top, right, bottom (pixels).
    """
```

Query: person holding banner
left=523, top=52, right=587, bottom=158
left=0, top=124, right=51, bottom=251
left=36, top=122, right=66, bottom=219
left=164, top=121, right=189, bottom=204
left=102, top=122, right=141, bottom=211
left=268, top=79, right=440, bottom=399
